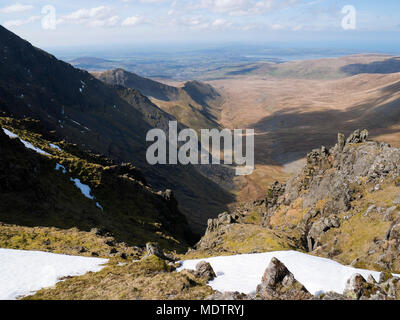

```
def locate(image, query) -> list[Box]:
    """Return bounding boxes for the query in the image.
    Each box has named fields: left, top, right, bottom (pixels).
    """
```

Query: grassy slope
left=24, top=255, right=213, bottom=300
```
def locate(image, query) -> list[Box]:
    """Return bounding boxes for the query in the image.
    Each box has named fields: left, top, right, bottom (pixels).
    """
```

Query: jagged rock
left=343, top=273, right=394, bottom=300
left=206, top=212, right=237, bottom=234
left=307, top=215, right=341, bottom=251
left=256, top=258, right=312, bottom=300
left=266, top=182, right=286, bottom=209
left=346, top=129, right=369, bottom=145
left=344, top=274, right=368, bottom=299
left=144, top=242, right=171, bottom=261
left=195, top=261, right=216, bottom=281
left=337, top=133, right=345, bottom=152
left=379, top=271, right=394, bottom=284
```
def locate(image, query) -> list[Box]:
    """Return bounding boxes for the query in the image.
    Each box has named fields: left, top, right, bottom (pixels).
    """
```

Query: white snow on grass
left=178, top=251, right=398, bottom=295
left=19, top=139, right=51, bottom=156
left=70, top=178, right=95, bottom=200
left=2, top=128, right=50, bottom=156
left=96, top=202, right=104, bottom=211
left=0, top=248, right=108, bottom=300
left=49, top=143, right=63, bottom=152
left=2, top=128, right=18, bottom=139
left=55, top=163, right=67, bottom=174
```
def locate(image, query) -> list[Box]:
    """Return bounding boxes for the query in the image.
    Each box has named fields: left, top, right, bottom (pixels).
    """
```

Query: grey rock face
left=346, top=129, right=369, bottom=145
left=281, top=129, right=400, bottom=220
left=307, top=215, right=341, bottom=251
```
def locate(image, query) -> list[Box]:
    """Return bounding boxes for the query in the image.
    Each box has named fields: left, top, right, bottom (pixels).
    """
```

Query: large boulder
left=256, top=258, right=312, bottom=300
left=195, top=261, right=216, bottom=282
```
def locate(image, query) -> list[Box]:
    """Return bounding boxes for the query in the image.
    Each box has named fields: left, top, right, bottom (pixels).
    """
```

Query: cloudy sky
left=0, top=0, right=399, bottom=51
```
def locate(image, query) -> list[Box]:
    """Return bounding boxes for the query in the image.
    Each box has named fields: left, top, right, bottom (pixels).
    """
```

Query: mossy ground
left=24, top=255, right=213, bottom=300
left=184, top=223, right=292, bottom=260
left=0, top=223, right=141, bottom=259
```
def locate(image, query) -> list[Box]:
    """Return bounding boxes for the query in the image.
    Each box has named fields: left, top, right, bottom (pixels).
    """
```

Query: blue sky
left=0, top=0, right=399, bottom=51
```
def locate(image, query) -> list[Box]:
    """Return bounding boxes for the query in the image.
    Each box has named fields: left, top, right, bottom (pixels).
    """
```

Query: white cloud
left=196, top=0, right=299, bottom=16
left=212, top=18, right=233, bottom=28
left=4, top=15, right=40, bottom=28
left=121, top=15, right=143, bottom=26
left=0, top=3, right=34, bottom=14
left=58, top=6, right=120, bottom=28
left=270, top=23, right=284, bottom=30
left=199, top=0, right=253, bottom=15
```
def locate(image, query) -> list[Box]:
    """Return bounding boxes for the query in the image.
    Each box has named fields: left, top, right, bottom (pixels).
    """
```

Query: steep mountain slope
left=93, top=68, right=180, bottom=101
left=0, top=25, right=233, bottom=233
left=93, top=68, right=222, bottom=131
left=0, top=116, right=193, bottom=250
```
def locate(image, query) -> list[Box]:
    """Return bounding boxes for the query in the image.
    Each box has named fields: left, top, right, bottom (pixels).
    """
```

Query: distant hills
left=207, top=54, right=400, bottom=80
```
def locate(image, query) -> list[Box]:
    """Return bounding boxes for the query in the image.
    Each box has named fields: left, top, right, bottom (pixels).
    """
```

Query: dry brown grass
left=24, top=255, right=213, bottom=300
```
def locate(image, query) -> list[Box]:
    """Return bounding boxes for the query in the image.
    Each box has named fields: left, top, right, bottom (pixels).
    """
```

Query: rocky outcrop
left=193, top=129, right=400, bottom=292
left=266, top=182, right=286, bottom=209
left=343, top=272, right=400, bottom=300
left=205, top=212, right=239, bottom=235
left=307, top=215, right=341, bottom=251
left=256, top=258, right=312, bottom=300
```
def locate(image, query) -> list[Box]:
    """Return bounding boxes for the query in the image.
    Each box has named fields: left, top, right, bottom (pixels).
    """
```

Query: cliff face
left=193, top=129, right=400, bottom=274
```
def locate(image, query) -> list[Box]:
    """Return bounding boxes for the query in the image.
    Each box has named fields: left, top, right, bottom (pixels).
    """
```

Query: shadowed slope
left=0, top=25, right=234, bottom=233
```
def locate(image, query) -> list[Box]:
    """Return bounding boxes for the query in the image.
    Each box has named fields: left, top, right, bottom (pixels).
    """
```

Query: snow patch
left=55, top=163, right=67, bottom=174
left=178, top=251, right=399, bottom=295
left=0, top=248, right=107, bottom=300
left=49, top=143, right=63, bottom=152
left=2, top=128, right=18, bottom=139
left=70, top=178, right=95, bottom=200
left=2, top=128, right=50, bottom=156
